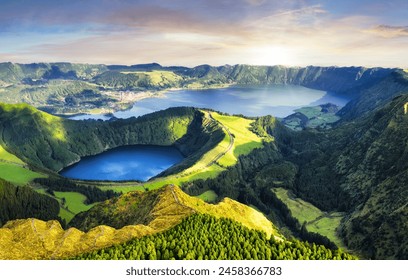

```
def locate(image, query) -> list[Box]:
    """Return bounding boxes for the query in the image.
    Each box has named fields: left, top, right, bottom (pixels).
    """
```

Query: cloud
left=244, top=0, right=266, bottom=6
left=368, top=25, right=408, bottom=38
left=0, top=1, right=407, bottom=68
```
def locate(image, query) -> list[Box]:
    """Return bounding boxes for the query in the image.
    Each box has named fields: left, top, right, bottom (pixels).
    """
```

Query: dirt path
left=169, top=185, right=195, bottom=213
left=205, top=112, right=234, bottom=167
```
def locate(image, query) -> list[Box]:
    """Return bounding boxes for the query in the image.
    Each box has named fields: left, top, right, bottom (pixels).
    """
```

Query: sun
left=247, top=45, right=297, bottom=66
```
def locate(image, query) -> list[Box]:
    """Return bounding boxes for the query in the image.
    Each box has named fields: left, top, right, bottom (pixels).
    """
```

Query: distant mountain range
left=0, top=62, right=396, bottom=115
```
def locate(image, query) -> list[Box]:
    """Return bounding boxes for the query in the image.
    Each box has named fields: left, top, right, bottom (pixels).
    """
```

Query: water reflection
left=71, top=85, right=349, bottom=120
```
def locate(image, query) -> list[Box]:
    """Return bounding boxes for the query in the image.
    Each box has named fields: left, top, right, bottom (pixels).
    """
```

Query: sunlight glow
left=247, top=46, right=297, bottom=66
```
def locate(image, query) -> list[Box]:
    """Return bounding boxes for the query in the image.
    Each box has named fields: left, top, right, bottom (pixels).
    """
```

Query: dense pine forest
left=73, top=214, right=356, bottom=260
left=0, top=179, right=60, bottom=226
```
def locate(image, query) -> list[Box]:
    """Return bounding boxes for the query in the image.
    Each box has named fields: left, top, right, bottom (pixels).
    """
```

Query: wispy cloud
left=367, top=25, right=408, bottom=38
left=0, top=0, right=407, bottom=67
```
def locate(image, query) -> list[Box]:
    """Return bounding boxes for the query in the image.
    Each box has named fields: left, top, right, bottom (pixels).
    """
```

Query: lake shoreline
left=59, top=83, right=234, bottom=119
left=59, top=144, right=185, bottom=182
left=68, top=85, right=349, bottom=121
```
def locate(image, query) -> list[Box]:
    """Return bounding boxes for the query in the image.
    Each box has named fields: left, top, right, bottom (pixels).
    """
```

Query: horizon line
left=0, top=61, right=402, bottom=70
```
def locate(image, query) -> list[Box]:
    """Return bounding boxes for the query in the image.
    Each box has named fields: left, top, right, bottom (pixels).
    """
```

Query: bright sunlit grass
left=0, top=162, right=46, bottom=185
left=0, top=145, right=24, bottom=164
left=196, top=190, right=218, bottom=202
left=121, top=70, right=183, bottom=86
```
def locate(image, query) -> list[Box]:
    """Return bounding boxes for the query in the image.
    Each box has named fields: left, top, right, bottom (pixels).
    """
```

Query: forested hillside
left=0, top=179, right=59, bottom=227
left=0, top=104, right=223, bottom=172
left=73, top=214, right=355, bottom=260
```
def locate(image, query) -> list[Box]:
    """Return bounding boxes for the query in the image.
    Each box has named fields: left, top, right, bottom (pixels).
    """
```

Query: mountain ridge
left=0, top=62, right=396, bottom=115
left=0, top=185, right=279, bottom=260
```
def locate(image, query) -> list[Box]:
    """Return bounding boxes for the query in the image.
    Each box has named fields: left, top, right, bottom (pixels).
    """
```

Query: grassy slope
left=211, top=112, right=265, bottom=166
left=173, top=186, right=281, bottom=240
left=272, top=188, right=344, bottom=248
left=0, top=145, right=46, bottom=185
left=196, top=190, right=218, bottom=202
left=0, top=185, right=279, bottom=259
left=121, top=70, right=183, bottom=87
left=0, top=145, right=24, bottom=164
left=0, top=163, right=46, bottom=185
left=69, top=185, right=279, bottom=239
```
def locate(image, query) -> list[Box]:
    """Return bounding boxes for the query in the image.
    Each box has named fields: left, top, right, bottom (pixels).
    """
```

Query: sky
left=0, top=0, right=407, bottom=68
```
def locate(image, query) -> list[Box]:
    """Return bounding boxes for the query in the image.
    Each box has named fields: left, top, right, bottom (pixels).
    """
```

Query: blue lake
left=71, top=85, right=349, bottom=120
left=64, top=85, right=349, bottom=181
left=59, top=145, right=184, bottom=181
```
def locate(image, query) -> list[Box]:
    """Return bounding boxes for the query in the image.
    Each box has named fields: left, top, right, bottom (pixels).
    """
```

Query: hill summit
left=0, top=185, right=279, bottom=259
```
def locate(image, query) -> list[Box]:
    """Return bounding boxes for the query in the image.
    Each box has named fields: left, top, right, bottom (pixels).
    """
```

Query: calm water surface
left=71, top=85, right=349, bottom=120
left=60, top=145, right=184, bottom=181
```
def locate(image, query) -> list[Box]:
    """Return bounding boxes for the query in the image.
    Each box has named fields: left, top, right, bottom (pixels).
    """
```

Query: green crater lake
left=60, top=145, right=184, bottom=181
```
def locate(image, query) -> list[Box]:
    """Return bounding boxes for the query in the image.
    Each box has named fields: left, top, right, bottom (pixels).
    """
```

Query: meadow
left=272, top=188, right=344, bottom=248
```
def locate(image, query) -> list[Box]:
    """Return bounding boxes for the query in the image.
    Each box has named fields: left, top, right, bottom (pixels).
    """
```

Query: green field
left=54, top=191, right=96, bottom=222
left=0, top=145, right=47, bottom=185
left=59, top=207, right=74, bottom=223
left=0, top=163, right=46, bottom=185
left=121, top=70, right=183, bottom=87
left=33, top=188, right=94, bottom=223
left=196, top=190, right=218, bottom=202
left=211, top=112, right=265, bottom=166
left=283, top=105, right=340, bottom=130
left=158, top=111, right=265, bottom=180
left=0, top=145, right=24, bottom=164
left=272, top=188, right=344, bottom=247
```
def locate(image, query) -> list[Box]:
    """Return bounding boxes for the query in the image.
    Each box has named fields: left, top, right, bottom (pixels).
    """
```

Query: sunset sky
left=1, top=0, right=407, bottom=68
